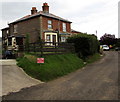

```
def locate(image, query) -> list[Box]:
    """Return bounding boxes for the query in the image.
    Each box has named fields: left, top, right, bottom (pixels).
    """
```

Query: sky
left=0, top=0, right=119, bottom=39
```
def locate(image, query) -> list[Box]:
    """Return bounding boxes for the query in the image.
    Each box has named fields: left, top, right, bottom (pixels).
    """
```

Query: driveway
left=2, top=51, right=119, bottom=100
left=1, top=59, right=43, bottom=96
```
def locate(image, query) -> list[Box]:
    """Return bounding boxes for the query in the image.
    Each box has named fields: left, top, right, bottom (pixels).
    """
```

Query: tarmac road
left=1, top=59, right=42, bottom=96
left=2, top=51, right=119, bottom=100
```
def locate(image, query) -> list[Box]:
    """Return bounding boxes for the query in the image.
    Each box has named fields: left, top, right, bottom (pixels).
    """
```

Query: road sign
left=37, top=58, right=44, bottom=63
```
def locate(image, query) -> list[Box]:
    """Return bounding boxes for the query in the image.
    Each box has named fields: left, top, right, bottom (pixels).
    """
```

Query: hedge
left=67, top=33, right=100, bottom=59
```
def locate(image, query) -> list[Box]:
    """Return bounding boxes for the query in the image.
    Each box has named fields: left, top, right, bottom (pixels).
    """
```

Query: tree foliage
left=100, top=33, right=116, bottom=45
left=116, top=38, right=120, bottom=47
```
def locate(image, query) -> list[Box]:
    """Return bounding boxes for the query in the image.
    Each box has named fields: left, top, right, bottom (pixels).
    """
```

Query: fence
left=19, top=42, right=75, bottom=56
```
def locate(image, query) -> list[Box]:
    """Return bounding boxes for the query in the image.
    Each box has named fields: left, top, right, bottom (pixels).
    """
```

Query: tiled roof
left=11, top=11, right=72, bottom=24
left=71, top=29, right=82, bottom=33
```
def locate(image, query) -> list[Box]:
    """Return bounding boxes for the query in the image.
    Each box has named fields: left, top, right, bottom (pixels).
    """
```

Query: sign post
left=37, top=58, right=44, bottom=63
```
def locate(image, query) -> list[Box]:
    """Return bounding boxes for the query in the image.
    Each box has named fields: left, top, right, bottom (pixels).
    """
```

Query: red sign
left=37, top=58, right=44, bottom=63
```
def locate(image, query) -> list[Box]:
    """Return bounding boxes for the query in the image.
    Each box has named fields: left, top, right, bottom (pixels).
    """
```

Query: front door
left=16, top=37, right=24, bottom=51
left=52, top=35, right=56, bottom=45
left=16, top=37, right=23, bottom=45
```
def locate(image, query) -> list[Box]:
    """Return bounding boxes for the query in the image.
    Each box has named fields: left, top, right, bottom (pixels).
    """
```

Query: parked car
left=102, top=45, right=109, bottom=51
left=3, top=50, right=13, bottom=59
left=115, top=47, right=120, bottom=51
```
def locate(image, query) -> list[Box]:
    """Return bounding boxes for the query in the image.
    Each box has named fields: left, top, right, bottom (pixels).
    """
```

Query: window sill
left=14, top=32, right=18, bottom=34
left=48, top=29, right=53, bottom=31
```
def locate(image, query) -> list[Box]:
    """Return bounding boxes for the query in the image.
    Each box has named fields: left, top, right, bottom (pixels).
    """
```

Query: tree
left=100, top=33, right=116, bottom=46
left=116, top=38, right=120, bottom=47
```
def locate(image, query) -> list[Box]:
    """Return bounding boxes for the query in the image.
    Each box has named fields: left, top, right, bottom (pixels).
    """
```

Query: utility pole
left=96, top=30, right=97, bottom=37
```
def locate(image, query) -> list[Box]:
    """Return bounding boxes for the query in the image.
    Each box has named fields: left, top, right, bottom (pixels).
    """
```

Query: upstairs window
left=14, top=24, right=18, bottom=33
left=48, top=20, right=52, bottom=29
left=63, top=23, right=66, bottom=32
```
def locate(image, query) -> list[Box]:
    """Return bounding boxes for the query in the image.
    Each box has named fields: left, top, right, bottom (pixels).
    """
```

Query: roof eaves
left=10, top=13, right=41, bottom=24
left=1, top=27, right=9, bottom=31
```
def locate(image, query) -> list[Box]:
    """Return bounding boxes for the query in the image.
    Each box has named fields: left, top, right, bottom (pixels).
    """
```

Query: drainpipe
left=58, top=18, right=60, bottom=43
left=39, top=16, right=43, bottom=41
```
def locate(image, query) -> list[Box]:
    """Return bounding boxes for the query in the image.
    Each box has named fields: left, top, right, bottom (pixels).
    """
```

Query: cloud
left=0, top=0, right=119, bottom=39
left=69, top=0, right=118, bottom=39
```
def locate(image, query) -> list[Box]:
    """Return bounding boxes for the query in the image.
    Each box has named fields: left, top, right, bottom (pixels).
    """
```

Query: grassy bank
left=17, top=53, right=101, bottom=82
left=17, top=53, right=85, bottom=81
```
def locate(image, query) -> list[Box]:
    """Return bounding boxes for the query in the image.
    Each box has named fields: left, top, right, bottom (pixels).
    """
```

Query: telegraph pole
left=96, top=30, right=97, bottom=37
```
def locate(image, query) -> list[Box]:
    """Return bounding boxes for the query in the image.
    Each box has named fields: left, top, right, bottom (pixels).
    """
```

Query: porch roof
left=59, top=33, right=71, bottom=35
left=8, top=35, right=25, bottom=38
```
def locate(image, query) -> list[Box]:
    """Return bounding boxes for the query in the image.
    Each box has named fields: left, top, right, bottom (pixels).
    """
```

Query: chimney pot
left=31, top=7, right=37, bottom=15
left=42, top=3, right=49, bottom=13
left=32, top=7, right=37, bottom=10
left=44, top=3, right=48, bottom=6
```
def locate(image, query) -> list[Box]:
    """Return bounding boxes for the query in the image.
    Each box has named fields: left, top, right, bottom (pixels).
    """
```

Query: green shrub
left=67, top=33, right=100, bottom=59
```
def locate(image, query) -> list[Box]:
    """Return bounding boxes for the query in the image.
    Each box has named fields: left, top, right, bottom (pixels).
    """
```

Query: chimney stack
left=42, top=3, right=49, bottom=13
left=31, top=7, right=37, bottom=15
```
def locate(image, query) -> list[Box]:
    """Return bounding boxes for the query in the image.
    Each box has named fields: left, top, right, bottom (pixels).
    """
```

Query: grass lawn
left=17, top=53, right=101, bottom=82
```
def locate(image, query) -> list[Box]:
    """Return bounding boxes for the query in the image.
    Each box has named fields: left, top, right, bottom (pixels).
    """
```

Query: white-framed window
left=7, top=30, right=9, bottom=34
left=46, top=34, right=51, bottom=41
left=14, top=24, right=18, bottom=33
left=61, top=36, right=66, bottom=42
left=48, top=20, right=52, bottom=29
left=63, top=23, right=66, bottom=32
left=45, top=33, right=58, bottom=45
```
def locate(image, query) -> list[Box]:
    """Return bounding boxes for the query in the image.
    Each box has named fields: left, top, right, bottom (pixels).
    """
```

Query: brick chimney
left=42, top=3, right=49, bottom=13
left=31, top=7, right=37, bottom=15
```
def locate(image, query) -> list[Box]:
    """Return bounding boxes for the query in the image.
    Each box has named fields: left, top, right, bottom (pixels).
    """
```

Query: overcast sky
left=0, top=0, right=119, bottom=39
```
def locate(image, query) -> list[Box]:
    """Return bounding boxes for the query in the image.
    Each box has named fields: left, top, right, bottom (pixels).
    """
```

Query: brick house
left=2, top=3, right=72, bottom=50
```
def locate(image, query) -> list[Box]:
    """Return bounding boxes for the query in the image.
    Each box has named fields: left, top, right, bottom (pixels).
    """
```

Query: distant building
left=71, top=29, right=82, bottom=35
left=2, top=3, right=72, bottom=50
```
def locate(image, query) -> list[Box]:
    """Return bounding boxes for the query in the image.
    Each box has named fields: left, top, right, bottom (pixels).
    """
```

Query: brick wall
left=42, top=16, right=71, bottom=39
left=12, top=17, right=40, bottom=43
left=9, top=24, right=14, bottom=36
left=9, top=16, right=71, bottom=43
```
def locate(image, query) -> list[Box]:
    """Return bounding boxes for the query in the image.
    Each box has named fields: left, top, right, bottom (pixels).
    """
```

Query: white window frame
left=14, top=24, right=18, bottom=33
left=48, top=20, right=52, bottom=29
left=7, top=30, right=9, bottom=34
left=63, top=23, right=66, bottom=32
left=46, top=34, right=51, bottom=42
left=45, top=33, right=58, bottom=45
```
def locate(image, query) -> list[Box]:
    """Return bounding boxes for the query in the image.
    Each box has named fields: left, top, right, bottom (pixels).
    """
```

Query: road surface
left=2, top=51, right=119, bottom=100
left=1, top=59, right=42, bottom=96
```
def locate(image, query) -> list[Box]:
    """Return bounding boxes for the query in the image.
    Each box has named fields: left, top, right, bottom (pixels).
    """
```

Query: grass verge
left=85, top=53, right=101, bottom=64
left=17, top=53, right=101, bottom=82
left=17, top=53, right=84, bottom=81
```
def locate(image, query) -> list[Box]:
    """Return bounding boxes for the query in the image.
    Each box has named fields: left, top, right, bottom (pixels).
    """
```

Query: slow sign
left=37, top=58, right=44, bottom=63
